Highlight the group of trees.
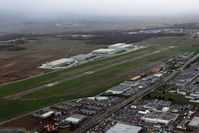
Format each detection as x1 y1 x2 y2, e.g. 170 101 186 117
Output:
147 93 173 101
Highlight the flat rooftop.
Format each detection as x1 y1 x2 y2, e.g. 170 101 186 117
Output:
47 58 74 66
144 112 178 121
144 99 172 109
109 43 126 47
106 123 142 133
93 48 116 53
188 117 199 127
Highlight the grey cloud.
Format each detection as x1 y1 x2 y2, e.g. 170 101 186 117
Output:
0 0 199 17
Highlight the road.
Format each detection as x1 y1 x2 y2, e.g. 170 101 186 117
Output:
0 51 197 131
4 46 174 100
180 53 199 70
73 74 174 133
73 52 199 133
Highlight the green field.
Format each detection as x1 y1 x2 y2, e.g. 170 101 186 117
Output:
24 47 184 99
0 46 164 98
147 92 190 104
0 37 199 123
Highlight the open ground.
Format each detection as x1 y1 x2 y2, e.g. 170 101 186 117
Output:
0 38 106 84
0 36 198 124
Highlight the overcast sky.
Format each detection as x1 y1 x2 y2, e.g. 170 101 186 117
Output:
1 0 199 18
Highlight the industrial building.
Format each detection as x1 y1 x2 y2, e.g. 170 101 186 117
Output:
87 96 109 101
150 65 163 73
106 81 134 94
143 99 172 111
65 114 87 124
106 123 142 133
188 117 199 130
131 76 141 81
70 54 96 62
40 58 76 69
108 43 134 50
141 112 178 125
92 48 119 55
33 109 54 119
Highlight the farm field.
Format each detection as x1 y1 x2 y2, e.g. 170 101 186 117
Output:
0 38 106 84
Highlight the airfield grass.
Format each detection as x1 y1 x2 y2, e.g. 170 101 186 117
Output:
1 36 192 98
0 45 164 98
0 37 199 123
0 80 123 122
23 44 198 99
0 44 195 122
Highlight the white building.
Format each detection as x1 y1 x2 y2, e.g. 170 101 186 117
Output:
40 58 75 69
70 54 95 62
95 96 109 101
138 110 150 115
106 81 133 94
92 48 118 55
141 112 178 125
33 110 54 119
65 114 87 124
161 107 170 112
108 43 134 50
106 123 142 133
188 117 199 129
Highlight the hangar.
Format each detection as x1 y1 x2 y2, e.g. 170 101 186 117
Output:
108 43 134 50
40 58 76 69
70 54 96 62
92 48 118 55
65 114 87 124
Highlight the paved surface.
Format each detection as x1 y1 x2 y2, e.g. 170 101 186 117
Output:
73 74 174 133
181 53 199 70
73 53 199 133
4 46 174 100
0 50 197 131
22 61 159 101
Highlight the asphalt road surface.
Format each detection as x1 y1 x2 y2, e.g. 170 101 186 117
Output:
73 53 199 133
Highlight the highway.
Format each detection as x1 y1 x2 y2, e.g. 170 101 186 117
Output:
73 74 173 133
180 53 199 70
73 52 199 133
0 51 197 131
4 46 174 100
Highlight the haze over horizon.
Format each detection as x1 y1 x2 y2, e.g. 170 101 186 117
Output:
1 0 199 19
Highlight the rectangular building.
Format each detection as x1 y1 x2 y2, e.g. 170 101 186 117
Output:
106 123 142 133
141 112 178 125
188 117 199 130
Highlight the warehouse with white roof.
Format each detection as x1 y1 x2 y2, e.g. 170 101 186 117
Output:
65 114 87 124
70 54 96 62
108 43 134 50
106 123 142 133
40 58 76 69
188 117 199 129
92 48 118 55
33 109 54 119
140 112 178 125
